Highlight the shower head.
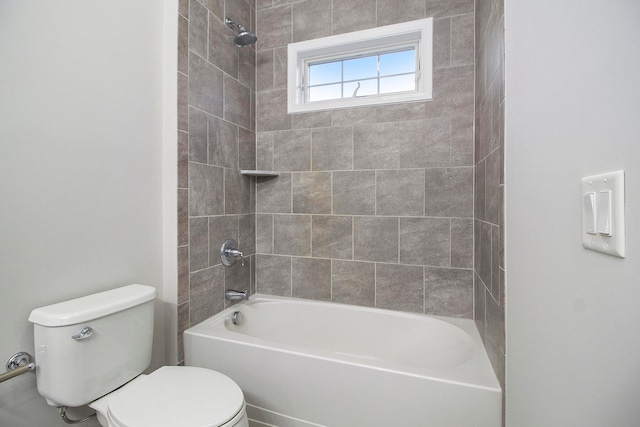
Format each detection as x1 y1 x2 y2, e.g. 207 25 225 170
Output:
225 17 257 47
234 29 258 47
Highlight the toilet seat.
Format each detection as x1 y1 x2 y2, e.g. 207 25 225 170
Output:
92 366 245 427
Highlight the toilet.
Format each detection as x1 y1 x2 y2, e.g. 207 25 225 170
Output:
28 284 248 427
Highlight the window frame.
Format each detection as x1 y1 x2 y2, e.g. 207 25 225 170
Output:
287 18 433 114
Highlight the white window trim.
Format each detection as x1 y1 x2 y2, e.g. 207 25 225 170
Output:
287 18 433 114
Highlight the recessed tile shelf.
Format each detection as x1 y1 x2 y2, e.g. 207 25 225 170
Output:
240 170 280 177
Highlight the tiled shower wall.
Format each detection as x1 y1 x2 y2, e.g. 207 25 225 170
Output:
177 0 258 363
254 0 476 316
474 0 506 391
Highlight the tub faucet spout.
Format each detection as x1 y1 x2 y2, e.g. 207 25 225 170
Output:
225 289 248 301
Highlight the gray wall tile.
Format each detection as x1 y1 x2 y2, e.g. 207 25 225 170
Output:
178 13 189 73
189 162 224 216
178 131 189 188
256 89 291 131
190 265 225 324
188 53 224 116
202 0 224 19
451 116 474 167
178 189 189 246
256 254 291 296
376 170 425 216
311 127 353 171
239 127 256 170
209 14 239 77
208 116 238 168
375 263 424 313
451 218 473 268
190 217 209 271
256 0 272 10
424 267 473 317
189 107 208 163
256 133 274 170
239 214 256 255
189 0 208 59
376 0 426 26
331 260 375 307
312 215 353 259
256 173 291 213
178 246 190 305
424 167 473 217
239 45 256 89
475 159 486 221
332 0 376 35
257 50 274 91
433 18 451 69
180 0 257 365
224 75 251 129
274 130 311 171
256 214 273 253
354 216 398 262
353 123 399 170
249 1 480 322
399 118 451 168
273 214 311 256
257 5 292 49
225 170 251 214
292 0 332 42
485 148 502 225
451 13 475 66
399 217 450 266
273 47 288 90
292 257 331 300
292 111 332 129
332 170 375 215
178 73 188 131
426 0 475 17
293 172 331 214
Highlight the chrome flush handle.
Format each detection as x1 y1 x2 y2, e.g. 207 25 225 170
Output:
71 326 93 340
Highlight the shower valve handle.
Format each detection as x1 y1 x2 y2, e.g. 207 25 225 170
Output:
221 239 245 267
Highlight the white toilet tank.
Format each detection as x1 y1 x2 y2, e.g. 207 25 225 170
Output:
28 284 156 407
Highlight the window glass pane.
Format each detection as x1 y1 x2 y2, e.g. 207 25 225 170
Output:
343 55 377 81
308 84 342 102
379 74 415 94
308 62 341 86
379 49 415 76
343 79 378 97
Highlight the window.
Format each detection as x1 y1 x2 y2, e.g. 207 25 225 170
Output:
287 18 433 113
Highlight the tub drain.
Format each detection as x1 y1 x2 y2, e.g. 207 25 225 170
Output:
231 311 242 325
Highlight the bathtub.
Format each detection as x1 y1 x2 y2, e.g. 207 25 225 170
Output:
184 294 501 427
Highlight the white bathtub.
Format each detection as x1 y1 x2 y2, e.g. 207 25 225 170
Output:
184 294 501 427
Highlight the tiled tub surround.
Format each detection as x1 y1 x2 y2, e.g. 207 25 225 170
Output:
254 0 476 317
177 0 258 363
474 0 506 393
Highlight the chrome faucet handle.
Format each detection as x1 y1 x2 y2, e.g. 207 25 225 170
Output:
221 239 245 267
229 249 245 266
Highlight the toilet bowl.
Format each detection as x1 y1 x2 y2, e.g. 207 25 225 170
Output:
28 284 248 427
90 366 248 427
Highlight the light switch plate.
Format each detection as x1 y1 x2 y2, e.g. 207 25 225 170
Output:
581 170 625 257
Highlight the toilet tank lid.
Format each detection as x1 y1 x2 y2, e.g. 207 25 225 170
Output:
28 284 157 327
